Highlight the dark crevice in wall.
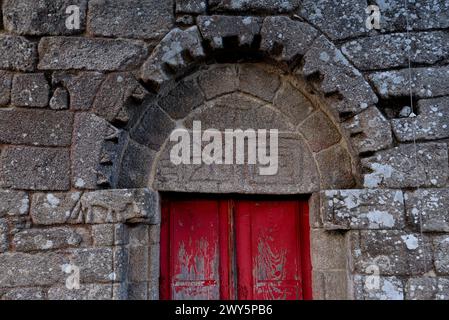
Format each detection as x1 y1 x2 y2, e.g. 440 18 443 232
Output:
303 71 323 87
377 96 420 119
175 38 268 68
358 150 376 159
338 111 355 121
359 60 449 73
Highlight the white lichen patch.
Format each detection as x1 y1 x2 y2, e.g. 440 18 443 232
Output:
363 163 393 188
319 52 330 62
365 210 395 228
19 197 29 215
381 279 404 300
46 194 61 208
401 234 419 250
75 178 85 188
71 192 81 201
42 240 54 250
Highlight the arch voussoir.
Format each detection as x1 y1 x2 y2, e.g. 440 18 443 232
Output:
87 15 388 191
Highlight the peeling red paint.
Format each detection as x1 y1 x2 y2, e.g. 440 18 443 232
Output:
171 200 221 300
235 201 306 300
160 196 312 300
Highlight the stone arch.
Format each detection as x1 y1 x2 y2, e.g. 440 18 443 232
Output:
129 62 355 194
83 17 394 300
90 18 393 192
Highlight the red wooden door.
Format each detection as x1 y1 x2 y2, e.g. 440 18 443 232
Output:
160 197 311 300
160 199 231 300
235 200 311 300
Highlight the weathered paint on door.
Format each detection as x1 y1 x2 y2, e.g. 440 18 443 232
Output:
160 197 312 300
160 199 231 300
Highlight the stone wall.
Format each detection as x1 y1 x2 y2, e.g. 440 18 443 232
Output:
1 0 449 300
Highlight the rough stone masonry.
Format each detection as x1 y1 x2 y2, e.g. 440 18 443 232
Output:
1 0 449 300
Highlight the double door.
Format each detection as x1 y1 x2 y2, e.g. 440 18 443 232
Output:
160 196 312 300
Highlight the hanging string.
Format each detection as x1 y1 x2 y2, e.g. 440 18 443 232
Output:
403 0 428 274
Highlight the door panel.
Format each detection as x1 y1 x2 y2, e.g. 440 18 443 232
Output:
235 201 303 300
160 196 311 300
162 199 227 300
